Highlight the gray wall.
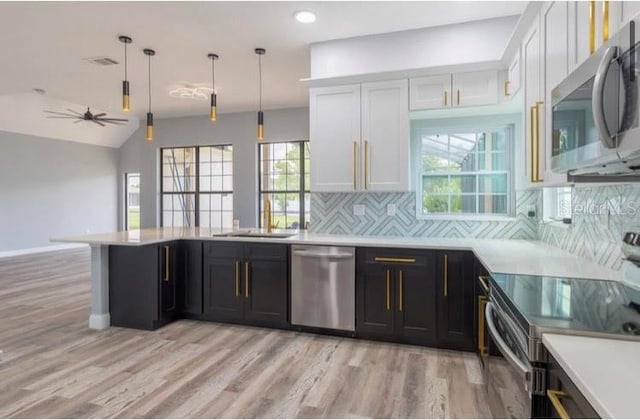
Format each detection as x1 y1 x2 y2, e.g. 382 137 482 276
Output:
118 107 309 229
0 130 118 252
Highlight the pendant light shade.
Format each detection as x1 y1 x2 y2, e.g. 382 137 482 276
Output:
144 48 155 141
119 36 132 112
208 53 219 122
255 48 266 140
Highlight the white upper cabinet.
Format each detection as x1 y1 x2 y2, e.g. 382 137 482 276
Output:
310 85 361 192
452 70 499 107
409 71 499 111
310 80 409 193
361 80 409 192
568 1 592 72
506 49 521 98
618 1 640 25
409 75 451 110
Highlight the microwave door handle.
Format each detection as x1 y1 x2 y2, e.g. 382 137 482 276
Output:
592 46 619 149
485 302 532 379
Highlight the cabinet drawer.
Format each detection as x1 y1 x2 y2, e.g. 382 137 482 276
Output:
204 242 243 259
244 243 288 260
547 353 599 418
359 248 430 266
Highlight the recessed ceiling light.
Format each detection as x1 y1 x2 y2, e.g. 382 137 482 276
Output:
294 10 316 24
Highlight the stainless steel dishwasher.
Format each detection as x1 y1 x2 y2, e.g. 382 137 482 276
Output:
291 245 355 332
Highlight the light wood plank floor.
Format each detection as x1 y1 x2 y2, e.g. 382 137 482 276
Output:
0 248 491 419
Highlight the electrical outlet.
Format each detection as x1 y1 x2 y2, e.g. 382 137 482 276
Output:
527 204 536 218
353 204 365 216
387 204 396 216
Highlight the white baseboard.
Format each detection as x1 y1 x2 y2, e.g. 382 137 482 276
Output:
0 243 88 259
89 313 111 330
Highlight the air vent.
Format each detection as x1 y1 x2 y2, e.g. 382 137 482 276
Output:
84 56 119 66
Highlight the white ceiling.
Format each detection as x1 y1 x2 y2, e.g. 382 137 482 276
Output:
0 1 526 123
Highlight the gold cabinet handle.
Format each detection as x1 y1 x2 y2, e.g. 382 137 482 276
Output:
456 89 460 105
535 101 544 182
443 254 448 297
398 270 403 311
547 390 571 419
589 0 596 54
164 246 170 282
603 0 610 43
352 141 357 190
529 105 536 183
235 261 240 297
385 269 391 311
364 140 369 190
443 90 448 106
245 261 249 298
374 257 416 264
504 80 510 97
478 295 488 356
478 275 490 294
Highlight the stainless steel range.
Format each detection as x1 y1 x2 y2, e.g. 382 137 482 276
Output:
484 272 640 418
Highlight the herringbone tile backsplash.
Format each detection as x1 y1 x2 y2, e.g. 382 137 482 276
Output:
539 184 640 271
310 191 540 239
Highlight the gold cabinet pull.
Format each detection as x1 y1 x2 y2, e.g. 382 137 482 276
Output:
504 80 510 96
529 105 536 183
443 90 448 106
374 257 416 264
603 0 610 42
547 390 571 419
456 89 460 105
352 141 358 190
245 261 250 298
364 140 369 190
164 246 170 282
534 101 544 182
443 254 448 297
478 275 490 294
385 269 391 310
399 270 403 311
235 261 240 297
589 0 596 54
478 295 488 356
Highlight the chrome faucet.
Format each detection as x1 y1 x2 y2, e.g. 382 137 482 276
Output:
263 198 278 233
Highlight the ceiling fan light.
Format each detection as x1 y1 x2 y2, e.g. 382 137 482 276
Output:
146 112 154 141
210 93 217 121
122 80 130 112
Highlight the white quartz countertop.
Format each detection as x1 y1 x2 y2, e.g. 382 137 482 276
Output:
53 228 621 281
543 333 640 418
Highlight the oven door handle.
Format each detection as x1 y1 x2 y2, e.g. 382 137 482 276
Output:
592 45 619 149
485 302 532 378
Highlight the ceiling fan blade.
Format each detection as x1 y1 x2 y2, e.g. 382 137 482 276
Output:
73 119 84 124
103 121 126 125
44 110 77 117
92 120 106 127
93 113 107 118
98 118 129 122
46 116 79 119
66 108 84 116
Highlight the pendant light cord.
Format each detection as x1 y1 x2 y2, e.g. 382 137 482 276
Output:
148 54 152 112
258 54 262 111
211 58 215 91
124 42 128 80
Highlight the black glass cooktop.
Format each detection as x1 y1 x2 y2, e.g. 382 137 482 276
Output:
490 273 640 339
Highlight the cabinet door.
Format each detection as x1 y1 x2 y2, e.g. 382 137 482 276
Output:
546 353 599 418
159 243 179 321
437 251 475 351
180 240 202 316
356 263 395 338
507 50 521 97
620 1 640 25
310 85 361 192
243 258 288 328
568 1 592 72
394 261 437 346
522 17 544 188
361 79 409 192
203 243 244 322
409 74 451 110
452 70 499 107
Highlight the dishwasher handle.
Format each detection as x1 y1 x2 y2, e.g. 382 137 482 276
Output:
293 250 354 259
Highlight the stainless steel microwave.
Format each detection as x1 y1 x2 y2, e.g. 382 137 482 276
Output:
551 20 640 175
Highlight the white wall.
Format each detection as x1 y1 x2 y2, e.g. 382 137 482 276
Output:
0 130 118 251
118 107 309 229
310 15 519 79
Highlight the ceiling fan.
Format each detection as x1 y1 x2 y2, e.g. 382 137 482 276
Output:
44 107 128 127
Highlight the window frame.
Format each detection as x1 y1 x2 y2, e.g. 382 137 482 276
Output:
412 119 516 220
124 172 140 230
160 145 233 228
257 140 310 230
543 186 573 224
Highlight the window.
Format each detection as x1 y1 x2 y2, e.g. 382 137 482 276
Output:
543 186 572 222
418 127 512 216
125 173 140 230
160 145 233 228
258 141 310 229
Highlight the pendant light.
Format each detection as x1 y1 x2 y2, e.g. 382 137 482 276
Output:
118 35 132 112
255 48 266 140
144 48 155 141
208 53 219 121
